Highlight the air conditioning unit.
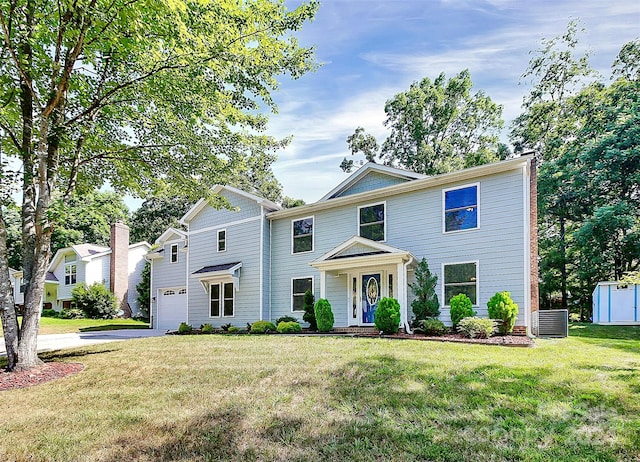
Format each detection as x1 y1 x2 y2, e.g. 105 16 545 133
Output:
532 309 568 337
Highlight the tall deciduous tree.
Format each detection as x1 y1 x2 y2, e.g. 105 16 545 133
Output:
0 0 318 371
342 70 504 174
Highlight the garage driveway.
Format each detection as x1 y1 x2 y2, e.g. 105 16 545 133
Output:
0 329 166 357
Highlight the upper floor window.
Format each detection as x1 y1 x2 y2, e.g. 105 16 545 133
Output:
443 261 478 306
444 184 478 233
217 229 226 252
292 217 314 253
359 202 385 241
170 244 178 263
65 264 77 285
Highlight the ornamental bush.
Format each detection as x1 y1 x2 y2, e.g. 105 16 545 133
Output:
413 318 449 336
178 322 192 334
59 308 85 319
314 298 334 332
250 321 277 334
487 291 519 334
302 289 317 330
71 282 117 319
276 315 298 325
457 317 496 339
449 293 476 328
228 326 240 333
374 297 401 334
201 323 215 334
277 321 302 333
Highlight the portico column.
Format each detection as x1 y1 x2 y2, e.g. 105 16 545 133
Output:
397 261 406 327
319 271 326 299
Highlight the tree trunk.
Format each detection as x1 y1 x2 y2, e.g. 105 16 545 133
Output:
559 217 568 309
0 216 19 371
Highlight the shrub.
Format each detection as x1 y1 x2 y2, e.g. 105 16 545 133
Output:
302 289 317 330
277 321 302 333
449 293 476 328
276 315 298 325
220 323 232 332
201 323 215 334
413 318 449 336
59 308 85 319
250 321 277 334
487 291 519 334
374 297 401 334
314 298 334 332
457 317 496 339
228 326 240 333
41 308 59 318
71 283 117 319
178 322 192 334
410 258 440 323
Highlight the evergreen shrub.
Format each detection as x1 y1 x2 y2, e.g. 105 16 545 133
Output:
374 297 401 334
449 293 475 328
487 291 519 334
314 299 334 332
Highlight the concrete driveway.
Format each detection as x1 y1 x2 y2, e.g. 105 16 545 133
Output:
0 329 166 357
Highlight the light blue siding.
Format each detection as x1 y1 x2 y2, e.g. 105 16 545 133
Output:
270 168 528 327
333 171 410 199
150 240 187 324
186 190 264 328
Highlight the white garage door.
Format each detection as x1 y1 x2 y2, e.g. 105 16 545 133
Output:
157 288 188 331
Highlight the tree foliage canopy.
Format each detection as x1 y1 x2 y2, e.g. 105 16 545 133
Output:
0 0 318 371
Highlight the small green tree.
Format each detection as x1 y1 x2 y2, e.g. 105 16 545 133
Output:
302 289 317 330
449 294 475 328
71 283 117 319
374 297 401 334
410 258 440 323
487 291 519 334
314 299 334 332
136 262 151 321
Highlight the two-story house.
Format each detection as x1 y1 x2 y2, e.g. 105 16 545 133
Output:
149 156 538 334
45 222 150 316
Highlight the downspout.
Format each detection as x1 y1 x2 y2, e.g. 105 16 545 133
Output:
403 255 414 334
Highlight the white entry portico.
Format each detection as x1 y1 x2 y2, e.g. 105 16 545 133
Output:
309 236 416 330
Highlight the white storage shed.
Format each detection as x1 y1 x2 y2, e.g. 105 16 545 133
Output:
592 282 640 325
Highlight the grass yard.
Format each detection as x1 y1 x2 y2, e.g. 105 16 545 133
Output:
1 324 639 461
3 317 150 335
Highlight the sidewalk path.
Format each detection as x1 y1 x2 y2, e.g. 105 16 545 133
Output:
0 329 166 357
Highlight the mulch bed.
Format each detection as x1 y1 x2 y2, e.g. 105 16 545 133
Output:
1 362 84 391
358 332 536 347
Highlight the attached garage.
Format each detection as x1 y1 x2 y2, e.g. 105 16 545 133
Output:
156 287 188 330
593 282 639 325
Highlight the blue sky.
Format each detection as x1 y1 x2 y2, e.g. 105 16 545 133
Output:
266 0 640 203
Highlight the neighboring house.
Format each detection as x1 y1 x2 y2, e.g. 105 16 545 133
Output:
149 156 539 334
9 268 24 309
45 222 150 316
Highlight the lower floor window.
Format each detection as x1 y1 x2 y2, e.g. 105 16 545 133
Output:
292 277 313 312
210 282 234 317
444 262 478 305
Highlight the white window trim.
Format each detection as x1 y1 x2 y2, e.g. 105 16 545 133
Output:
217 229 227 253
170 243 178 263
442 260 479 308
357 201 386 242
291 276 314 313
64 263 77 286
291 216 315 254
442 182 480 234
209 281 235 318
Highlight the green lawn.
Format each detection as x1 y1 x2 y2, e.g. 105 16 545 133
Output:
1 324 639 461
12 317 149 335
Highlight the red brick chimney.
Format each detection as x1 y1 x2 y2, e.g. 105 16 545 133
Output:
110 220 130 317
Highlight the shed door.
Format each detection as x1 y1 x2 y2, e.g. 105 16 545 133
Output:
157 288 187 330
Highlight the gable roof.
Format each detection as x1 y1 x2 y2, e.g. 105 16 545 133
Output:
180 185 280 224
155 227 187 245
268 155 532 220
48 241 150 270
319 162 427 202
